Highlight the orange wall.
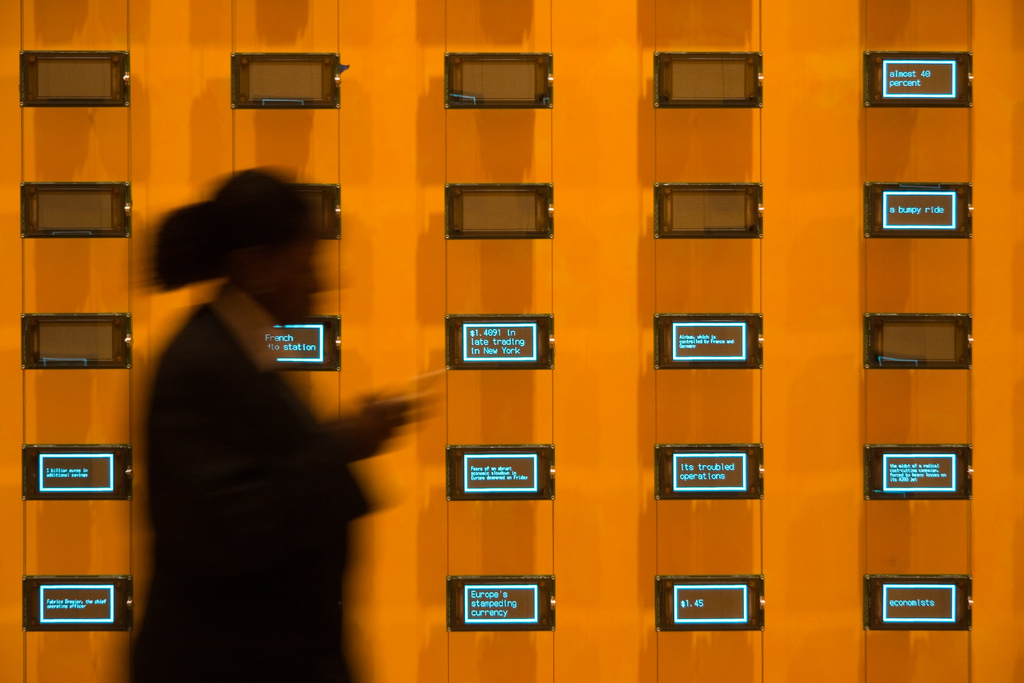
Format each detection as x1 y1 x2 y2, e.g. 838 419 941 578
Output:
3 1 1024 682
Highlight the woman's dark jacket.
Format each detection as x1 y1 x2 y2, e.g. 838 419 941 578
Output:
134 306 368 683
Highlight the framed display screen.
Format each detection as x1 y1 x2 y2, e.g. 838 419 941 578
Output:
23 445 132 501
21 51 129 107
232 53 342 108
864 445 970 501
864 314 971 369
446 184 553 239
656 444 762 500
22 314 131 369
655 314 762 369
445 53 553 108
864 52 971 107
655 52 762 108
22 183 131 237
655 183 762 238
656 575 764 631
447 576 554 631
24 576 132 631
864 183 971 238
291 184 340 239
864 575 971 630
446 315 553 370
447 445 554 501
264 316 340 371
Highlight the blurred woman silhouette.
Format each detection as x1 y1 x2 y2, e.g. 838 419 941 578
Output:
134 170 406 683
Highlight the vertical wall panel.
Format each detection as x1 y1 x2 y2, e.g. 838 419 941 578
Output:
0 0 23 680
338 0 449 680
126 0 235 670
444 1 555 680
762 1 865 681
21 1 132 680
652 0 762 676
862 0 972 679
552 1 656 681
972 0 1024 679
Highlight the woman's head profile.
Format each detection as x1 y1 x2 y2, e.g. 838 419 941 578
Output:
155 168 319 322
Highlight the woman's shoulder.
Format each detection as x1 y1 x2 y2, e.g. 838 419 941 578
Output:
156 305 251 382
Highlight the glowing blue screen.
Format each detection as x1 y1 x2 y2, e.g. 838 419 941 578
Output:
464 454 539 493
270 324 324 363
882 191 957 230
673 584 749 624
882 60 957 99
882 584 956 623
39 585 116 624
672 322 747 362
883 453 956 493
39 454 114 493
464 584 540 624
462 323 538 363
673 453 747 492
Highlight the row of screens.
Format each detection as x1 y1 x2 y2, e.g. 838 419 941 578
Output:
20 443 970 502
20 315 340 370
19 183 340 239
448 574 974 632
19 51 972 109
20 313 972 371
22 574 970 632
21 182 972 240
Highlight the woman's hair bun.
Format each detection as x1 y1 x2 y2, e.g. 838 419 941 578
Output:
154 169 311 290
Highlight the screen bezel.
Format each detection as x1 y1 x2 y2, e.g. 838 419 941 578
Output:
23 575 132 631
447 575 555 631
446 315 554 370
863 313 971 369
656 444 763 500
21 51 129 107
656 575 764 631
864 51 972 108
864 575 971 631
864 445 971 501
231 52 341 109
290 184 341 240
447 445 554 501
445 183 554 239
655 313 763 369
445 53 554 109
22 182 131 238
655 183 762 239
269 315 341 372
22 314 131 370
654 52 763 109
864 183 971 238
23 445 132 501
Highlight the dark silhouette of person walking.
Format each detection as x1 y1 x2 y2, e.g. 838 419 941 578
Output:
134 169 408 683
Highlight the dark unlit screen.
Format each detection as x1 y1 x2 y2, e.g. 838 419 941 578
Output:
463 192 537 232
671 191 748 231
671 60 747 99
37 60 111 98
881 322 957 361
248 62 322 100
459 62 535 100
37 192 114 230
300 191 327 219
37 323 115 361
